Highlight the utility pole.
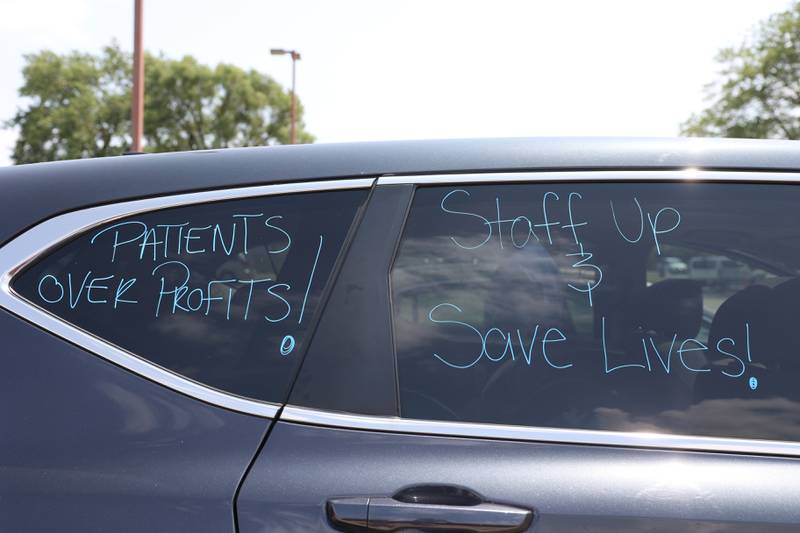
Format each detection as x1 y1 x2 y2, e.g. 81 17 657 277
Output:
131 0 144 152
270 48 301 144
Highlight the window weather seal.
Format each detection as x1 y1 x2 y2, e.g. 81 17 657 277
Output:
377 168 800 185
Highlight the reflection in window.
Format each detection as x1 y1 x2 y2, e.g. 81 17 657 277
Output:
647 245 782 344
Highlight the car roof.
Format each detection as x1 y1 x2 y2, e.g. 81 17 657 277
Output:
1 136 799 245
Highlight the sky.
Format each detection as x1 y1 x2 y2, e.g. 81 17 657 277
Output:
0 0 793 166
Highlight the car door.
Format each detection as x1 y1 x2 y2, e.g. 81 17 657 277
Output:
237 171 800 533
0 178 370 532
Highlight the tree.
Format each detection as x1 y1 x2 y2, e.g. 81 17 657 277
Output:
681 2 800 139
5 43 312 164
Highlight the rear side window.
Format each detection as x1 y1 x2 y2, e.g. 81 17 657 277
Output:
391 182 800 442
13 189 366 402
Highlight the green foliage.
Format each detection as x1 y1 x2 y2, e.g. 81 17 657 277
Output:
5 43 311 164
682 2 800 139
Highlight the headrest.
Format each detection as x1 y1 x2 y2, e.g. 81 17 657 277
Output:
633 279 703 339
762 278 800 368
709 284 771 349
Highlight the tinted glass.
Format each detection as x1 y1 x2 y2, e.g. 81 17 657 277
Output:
391 182 800 441
14 189 366 402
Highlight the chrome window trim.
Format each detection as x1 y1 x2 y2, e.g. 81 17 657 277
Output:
377 169 800 186
281 405 800 457
0 178 374 418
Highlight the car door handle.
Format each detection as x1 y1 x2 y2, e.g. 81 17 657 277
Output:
327 484 534 532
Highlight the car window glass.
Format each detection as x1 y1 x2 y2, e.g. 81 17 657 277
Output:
13 189 366 402
648 245 783 344
391 182 800 441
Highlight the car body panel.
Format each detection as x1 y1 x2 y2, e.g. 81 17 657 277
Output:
0 308 268 533
239 420 800 532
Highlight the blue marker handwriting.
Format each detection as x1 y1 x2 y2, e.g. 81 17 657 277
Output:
428 302 572 370
90 213 292 263
610 197 681 255
36 232 323 327
37 272 139 309
427 302 758 386
439 189 681 255
561 191 602 307
566 243 603 307
601 316 754 379
440 189 605 306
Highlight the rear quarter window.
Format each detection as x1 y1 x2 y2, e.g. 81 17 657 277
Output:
13 189 366 402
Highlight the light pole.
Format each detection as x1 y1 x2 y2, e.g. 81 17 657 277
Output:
270 48 301 144
131 0 144 152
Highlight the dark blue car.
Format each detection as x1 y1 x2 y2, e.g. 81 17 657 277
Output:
2 138 800 532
